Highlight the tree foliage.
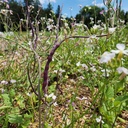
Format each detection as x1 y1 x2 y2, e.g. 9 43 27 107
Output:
76 6 105 28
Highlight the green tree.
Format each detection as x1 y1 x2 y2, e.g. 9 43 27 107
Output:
44 2 53 18
75 5 105 28
9 0 24 30
55 5 61 18
125 11 128 24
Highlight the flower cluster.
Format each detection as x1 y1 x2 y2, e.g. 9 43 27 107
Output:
99 43 128 78
99 43 128 64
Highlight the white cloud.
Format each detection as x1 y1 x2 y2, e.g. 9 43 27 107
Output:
39 0 56 4
96 3 105 7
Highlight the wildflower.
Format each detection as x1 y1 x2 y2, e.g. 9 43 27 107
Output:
6 4 9 9
53 102 58 106
64 22 69 28
28 5 34 12
52 95 56 100
79 76 84 80
59 69 65 73
0 88 4 93
90 17 94 21
90 66 96 72
93 24 100 30
0 9 8 15
48 18 54 23
9 10 13 15
104 0 112 6
10 79 16 84
117 67 128 75
53 70 58 73
20 19 23 21
111 43 128 56
100 10 104 15
1 80 8 85
26 93 31 97
47 24 53 31
28 41 32 46
81 64 88 70
117 67 128 80
96 116 104 123
108 27 116 34
4 0 8 2
97 20 101 24
76 61 81 66
45 93 56 100
99 52 115 63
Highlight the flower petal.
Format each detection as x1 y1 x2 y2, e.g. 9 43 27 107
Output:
116 44 125 50
111 50 120 54
123 50 128 55
117 67 128 74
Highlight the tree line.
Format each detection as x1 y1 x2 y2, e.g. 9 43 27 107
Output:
0 0 128 31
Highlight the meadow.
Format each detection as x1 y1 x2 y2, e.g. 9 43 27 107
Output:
0 1 128 128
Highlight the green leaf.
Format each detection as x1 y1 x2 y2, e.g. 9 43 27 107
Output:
21 114 32 128
9 89 16 98
114 100 121 107
0 106 11 110
106 86 114 99
115 95 128 102
2 94 12 106
8 114 23 123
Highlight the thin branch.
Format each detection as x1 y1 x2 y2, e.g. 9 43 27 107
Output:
54 5 63 44
27 65 39 97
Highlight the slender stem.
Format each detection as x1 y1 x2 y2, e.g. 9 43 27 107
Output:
42 34 109 93
27 65 38 96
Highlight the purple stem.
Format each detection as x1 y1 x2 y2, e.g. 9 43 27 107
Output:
42 34 109 93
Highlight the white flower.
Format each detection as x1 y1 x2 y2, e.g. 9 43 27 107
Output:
96 116 104 123
10 79 16 84
64 22 69 27
59 69 65 73
105 0 112 5
99 52 115 63
53 70 58 73
76 61 81 66
108 27 116 34
52 95 57 100
117 67 128 75
93 24 100 30
0 88 4 93
81 64 88 69
45 93 56 100
26 93 31 96
79 76 84 80
53 102 58 106
111 43 128 55
1 80 8 85
28 41 32 46
90 66 96 72
47 24 53 31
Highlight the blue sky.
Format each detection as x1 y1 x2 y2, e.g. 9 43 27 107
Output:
40 0 128 17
